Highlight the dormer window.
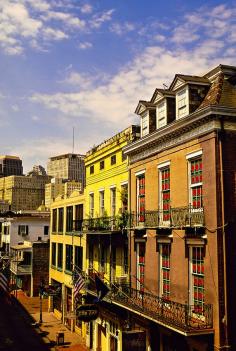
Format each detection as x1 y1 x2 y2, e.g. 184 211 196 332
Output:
176 88 189 119
141 112 149 137
157 101 166 128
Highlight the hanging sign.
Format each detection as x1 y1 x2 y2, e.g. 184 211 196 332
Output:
76 304 99 322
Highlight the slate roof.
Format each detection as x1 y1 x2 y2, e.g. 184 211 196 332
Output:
198 72 236 109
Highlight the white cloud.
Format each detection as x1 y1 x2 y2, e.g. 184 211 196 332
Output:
90 9 115 28
78 41 93 50
154 34 165 42
0 0 113 55
32 115 40 121
11 104 19 112
80 4 93 14
43 27 68 40
110 22 135 36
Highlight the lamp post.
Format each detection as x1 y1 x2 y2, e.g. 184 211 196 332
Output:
39 278 45 324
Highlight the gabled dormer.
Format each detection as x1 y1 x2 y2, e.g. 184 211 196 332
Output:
151 89 175 129
135 100 156 137
169 75 210 119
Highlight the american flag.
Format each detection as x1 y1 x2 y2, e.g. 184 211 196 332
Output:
0 270 9 293
74 273 85 302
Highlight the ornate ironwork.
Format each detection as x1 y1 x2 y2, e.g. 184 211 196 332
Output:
83 213 129 232
109 286 213 332
129 206 204 229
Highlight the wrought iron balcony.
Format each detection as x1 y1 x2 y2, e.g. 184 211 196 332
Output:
86 277 212 333
129 206 204 229
110 286 212 333
83 213 129 232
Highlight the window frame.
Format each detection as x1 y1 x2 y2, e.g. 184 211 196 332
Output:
99 190 105 216
100 160 105 170
110 187 116 217
188 156 203 211
57 243 63 269
65 244 73 272
176 87 189 119
89 193 94 218
51 242 56 267
90 165 94 174
141 111 149 137
157 100 167 128
158 164 171 224
136 174 145 224
159 244 171 300
189 246 205 314
111 154 116 166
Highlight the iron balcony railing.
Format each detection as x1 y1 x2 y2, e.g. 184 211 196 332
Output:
10 262 32 275
129 206 204 229
86 277 212 332
83 213 129 232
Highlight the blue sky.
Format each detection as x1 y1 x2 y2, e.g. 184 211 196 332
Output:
0 0 235 172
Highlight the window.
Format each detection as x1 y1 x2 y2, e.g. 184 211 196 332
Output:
75 246 83 270
110 187 116 216
111 155 116 165
123 243 128 275
75 204 83 231
190 246 204 313
18 225 29 236
57 243 63 269
89 193 94 218
52 209 57 232
160 244 170 299
51 242 56 266
65 244 73 272
177 88 188 118
121 183 128 212
100 160 105 170
136 242 145 292
159 166 170 222
44 226 49 235
90 165 94 174
99 190 105 216
141 112 149 137
100 245 107 273
58 207 64 232
157 101 166 128
189 158 203 209
66 206 73 232
137 174 145 223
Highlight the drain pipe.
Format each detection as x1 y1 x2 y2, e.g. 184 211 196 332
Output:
219 121 230 350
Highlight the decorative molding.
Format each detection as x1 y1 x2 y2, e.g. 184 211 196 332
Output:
129 120 218 164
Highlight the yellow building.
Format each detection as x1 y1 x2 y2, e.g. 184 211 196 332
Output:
0 174 51 211
49 190 86 338
84 125 140 351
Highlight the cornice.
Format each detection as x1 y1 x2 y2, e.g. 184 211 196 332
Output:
124 105 236 164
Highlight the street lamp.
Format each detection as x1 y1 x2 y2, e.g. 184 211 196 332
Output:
39 278 45 324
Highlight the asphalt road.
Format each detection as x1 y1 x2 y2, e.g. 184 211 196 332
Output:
0 294 50 351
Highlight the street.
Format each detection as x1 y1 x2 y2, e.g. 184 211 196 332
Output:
0 294 49 351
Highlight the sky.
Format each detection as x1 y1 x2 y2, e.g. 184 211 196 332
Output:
0 0 235 173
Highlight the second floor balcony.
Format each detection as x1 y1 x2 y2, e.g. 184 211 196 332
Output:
83 213 129 232
10 261 32 275
130 206 204 229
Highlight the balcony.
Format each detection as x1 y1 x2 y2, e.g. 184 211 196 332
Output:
129 206 204 229
10 262 32 275
86 276 212 334
83 213 129 232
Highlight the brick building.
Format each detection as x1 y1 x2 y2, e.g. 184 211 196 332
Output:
121 64 236 351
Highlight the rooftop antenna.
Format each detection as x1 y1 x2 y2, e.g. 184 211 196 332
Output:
163 83 168 90
72 126 75 154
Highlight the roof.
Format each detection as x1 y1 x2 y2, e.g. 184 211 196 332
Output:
135 100 156 114
169 74 210 90
198 72 236 110
0 155 21 160
150 88 175 103
49 153 85 161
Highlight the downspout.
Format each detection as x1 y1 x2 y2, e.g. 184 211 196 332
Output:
219 121 230 349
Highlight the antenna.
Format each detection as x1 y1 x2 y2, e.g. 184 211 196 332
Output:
163 83 168 90
72 127 75 154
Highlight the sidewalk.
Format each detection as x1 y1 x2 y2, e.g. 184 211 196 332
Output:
14 290 89 351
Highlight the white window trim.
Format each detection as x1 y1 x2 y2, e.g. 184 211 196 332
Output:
99 190 105 216
156 100 167 129
120 180 128 186
188 155 203 211
141 112 149 137
157 160 170 169
176 86 189 119
110 187 116 216
158 164 170 225
135 169 146 177
186 150 202 160
159 244 170 298
189 246 205 318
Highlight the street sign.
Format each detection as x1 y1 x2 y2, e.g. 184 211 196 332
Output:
76 304 99 322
